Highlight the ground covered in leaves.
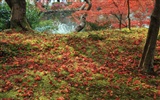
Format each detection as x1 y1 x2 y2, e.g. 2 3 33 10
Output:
0 28 160 100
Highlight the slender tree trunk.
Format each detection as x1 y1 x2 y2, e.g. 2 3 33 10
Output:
139 0 160 75
127 0 131 30
75 0 92 32
5 0 32 31
119 14 122 30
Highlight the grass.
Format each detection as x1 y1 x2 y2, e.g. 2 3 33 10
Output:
0 28 160 100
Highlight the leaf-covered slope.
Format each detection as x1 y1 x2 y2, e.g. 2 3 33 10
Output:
0 28 160 100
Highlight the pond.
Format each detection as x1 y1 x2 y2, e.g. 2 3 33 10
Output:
35 18 77 34
35 9 78 34
52 20 77 34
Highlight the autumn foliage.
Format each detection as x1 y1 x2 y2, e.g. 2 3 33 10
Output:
66 0 154 29
0 0 160 99
0 29 160 99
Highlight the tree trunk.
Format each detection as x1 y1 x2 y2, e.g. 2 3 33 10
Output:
75 0 92 32
139 0 160 75
119 14 122 30
5 0 32 31
127 0 131 30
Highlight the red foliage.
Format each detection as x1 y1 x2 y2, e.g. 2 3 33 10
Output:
36 1 46 12
51 2 66 10
34 75 42 81
66 0 154 29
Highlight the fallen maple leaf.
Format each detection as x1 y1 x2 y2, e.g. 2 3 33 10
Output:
126 77 132 85
134 86 140 90
133 80 141 85
157 90 160 96
133 40 142 45
57 97 65 100
34 75 41 81
69 74 74 78
107 90 113 96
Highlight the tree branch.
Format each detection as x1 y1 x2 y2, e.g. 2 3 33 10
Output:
75 0 92 32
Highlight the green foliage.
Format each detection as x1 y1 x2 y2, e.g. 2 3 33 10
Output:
26 3 43 29
86 22 111 31
35 19 57 33
26 3 56 33
0 3 10 31
87 34 105 41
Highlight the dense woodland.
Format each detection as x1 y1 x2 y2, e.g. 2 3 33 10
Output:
0 0 160 99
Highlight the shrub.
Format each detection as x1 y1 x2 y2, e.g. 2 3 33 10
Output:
35 19 56 33
26 3 57 33
86 22 111 31
26 3 43 29
0 2 10 31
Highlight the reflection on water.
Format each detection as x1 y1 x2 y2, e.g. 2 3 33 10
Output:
52 20 77 34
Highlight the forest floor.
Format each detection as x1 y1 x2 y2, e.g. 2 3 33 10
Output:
0 28 160 100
